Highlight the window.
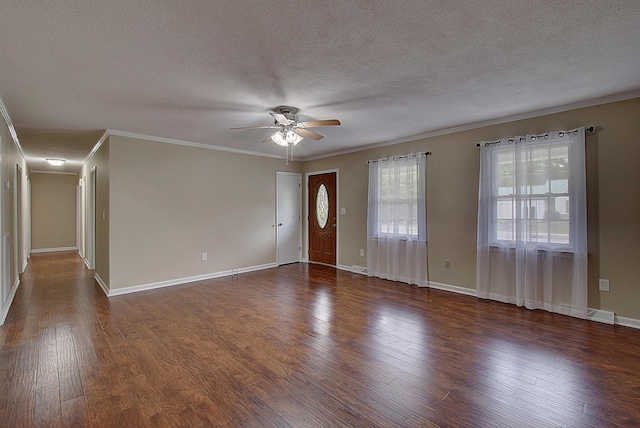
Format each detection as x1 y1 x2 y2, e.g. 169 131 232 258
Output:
477 128 588 318
316 184 329 229
376 160 420 237
367 153 428 286
492 141 572 247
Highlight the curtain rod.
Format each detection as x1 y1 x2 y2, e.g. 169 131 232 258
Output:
368 151 431 164
475 125 595 148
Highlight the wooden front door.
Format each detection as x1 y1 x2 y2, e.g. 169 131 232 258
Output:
308 172 336 265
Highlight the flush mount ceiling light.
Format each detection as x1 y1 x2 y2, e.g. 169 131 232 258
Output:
46 158 66 166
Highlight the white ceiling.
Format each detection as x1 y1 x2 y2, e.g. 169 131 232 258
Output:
1 1 640 173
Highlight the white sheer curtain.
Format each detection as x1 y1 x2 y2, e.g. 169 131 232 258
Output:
476 128 587 318
367 153 427 286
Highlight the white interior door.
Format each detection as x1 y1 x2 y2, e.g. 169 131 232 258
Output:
276 172 301 265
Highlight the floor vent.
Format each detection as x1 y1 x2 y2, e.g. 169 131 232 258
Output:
351 265 368 274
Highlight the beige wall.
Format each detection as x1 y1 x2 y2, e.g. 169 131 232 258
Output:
304 97 640 320
108 136 299 290
31 173 77 250
79 136 110 287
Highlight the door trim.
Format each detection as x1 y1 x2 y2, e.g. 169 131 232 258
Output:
304 168 339 265
16 165 24 273
86 167 96 270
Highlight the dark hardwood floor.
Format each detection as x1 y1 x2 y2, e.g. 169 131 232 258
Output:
1 252 640 427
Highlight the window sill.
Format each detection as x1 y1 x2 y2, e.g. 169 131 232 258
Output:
487 244 577 254
371 235 421 242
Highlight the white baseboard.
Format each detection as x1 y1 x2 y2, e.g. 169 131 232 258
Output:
31 246 78 254
425 280 478 297
0 277 21 326
94 273 109 297
106 262 278 297
616 315 640 329
421 280 640 329
0 303 9 326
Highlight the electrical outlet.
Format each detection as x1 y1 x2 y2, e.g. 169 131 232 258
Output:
445 260 451 269
599 279 609 292
202 252 208 261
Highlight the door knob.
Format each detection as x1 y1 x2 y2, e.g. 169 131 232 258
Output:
278 223 284 227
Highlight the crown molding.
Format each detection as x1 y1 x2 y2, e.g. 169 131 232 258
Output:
302 89 640 161
106 129 284 160
0 93 30 169
81 129 109 170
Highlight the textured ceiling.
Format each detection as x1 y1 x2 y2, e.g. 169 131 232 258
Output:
1 1 640 172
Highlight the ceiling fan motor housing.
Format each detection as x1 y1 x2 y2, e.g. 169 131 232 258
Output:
274 106 299 124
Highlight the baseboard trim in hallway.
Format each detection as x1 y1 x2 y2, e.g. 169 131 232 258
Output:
104 262 278 297
0 277 20 325
30 246 78 254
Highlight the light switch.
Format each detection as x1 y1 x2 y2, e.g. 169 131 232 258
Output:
340 208 347 215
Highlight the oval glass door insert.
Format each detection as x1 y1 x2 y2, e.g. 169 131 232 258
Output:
316 184 329 229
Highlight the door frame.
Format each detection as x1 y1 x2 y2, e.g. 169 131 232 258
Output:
276 171 302 265
305 168 339 265
76 178 83 258
86 167 96 270
16 165 24 273
25 177 31 260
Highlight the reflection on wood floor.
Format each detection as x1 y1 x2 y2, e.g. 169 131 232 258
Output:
1 251 640 427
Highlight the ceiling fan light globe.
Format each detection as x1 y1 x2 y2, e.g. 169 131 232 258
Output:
285 130 303 145
271 131 289 146
285 130 295 142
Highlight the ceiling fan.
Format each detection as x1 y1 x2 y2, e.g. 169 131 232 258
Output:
231 106 341 149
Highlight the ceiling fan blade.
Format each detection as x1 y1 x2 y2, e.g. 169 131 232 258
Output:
297 128 324 140
262 131 279 143
230 125 279 130
270 112 292 125
299 119 341 128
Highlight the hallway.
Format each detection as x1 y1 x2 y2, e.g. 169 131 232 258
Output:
1 252 102 426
